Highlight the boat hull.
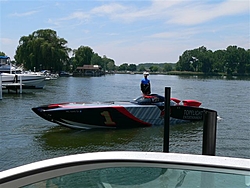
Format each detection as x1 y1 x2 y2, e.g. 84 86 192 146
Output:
33 103 158 129
1 73 46 89
32 100 204 129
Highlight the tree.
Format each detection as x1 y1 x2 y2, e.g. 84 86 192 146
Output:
225 46 239 75
73 46 94 67
128 64 137 71
107 61 116 71
149 65 158 72
102 55 115 71
15 29 70 72
176 50 194 71
139 65 146 72
118 63 129 71
213 50 226 73
91 53 103 66
163 63 172 72
235 47 248 74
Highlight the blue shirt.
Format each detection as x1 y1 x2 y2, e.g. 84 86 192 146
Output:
141 78 150 85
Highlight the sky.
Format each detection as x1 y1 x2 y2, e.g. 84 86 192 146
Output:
0 0 249 66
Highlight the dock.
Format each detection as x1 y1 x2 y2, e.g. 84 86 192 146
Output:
0 75 23 99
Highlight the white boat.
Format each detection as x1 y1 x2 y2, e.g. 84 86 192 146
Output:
0 151 249 188
0 56 22 74
0 56 46 89
1 73 46 89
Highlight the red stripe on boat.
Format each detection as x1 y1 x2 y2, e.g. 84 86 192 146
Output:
113 106 152 126
182 100 202 107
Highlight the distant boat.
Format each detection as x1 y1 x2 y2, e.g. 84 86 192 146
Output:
59 71 72 77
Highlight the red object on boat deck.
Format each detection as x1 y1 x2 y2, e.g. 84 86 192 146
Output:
171 98 181 104
182 100 202 107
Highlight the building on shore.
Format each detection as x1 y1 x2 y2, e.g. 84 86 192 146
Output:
73 65 104 77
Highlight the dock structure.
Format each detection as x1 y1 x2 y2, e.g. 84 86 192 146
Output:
0 75 23 99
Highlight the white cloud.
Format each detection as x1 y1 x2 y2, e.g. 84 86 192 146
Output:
87 0 249 25
63 11 90 21
91 3 127 15
10 10 39 17
0 38 15 45
166 0 250 25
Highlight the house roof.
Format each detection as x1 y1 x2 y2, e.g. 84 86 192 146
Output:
76 65 101 70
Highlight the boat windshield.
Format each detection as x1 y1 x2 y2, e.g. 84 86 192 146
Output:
132 94 168 105
0 56 10 65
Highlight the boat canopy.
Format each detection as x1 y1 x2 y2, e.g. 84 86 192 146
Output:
0 56 10 59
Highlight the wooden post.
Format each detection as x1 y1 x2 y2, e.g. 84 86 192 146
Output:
19 76 22 94
202 110 217 156
0 74 2 100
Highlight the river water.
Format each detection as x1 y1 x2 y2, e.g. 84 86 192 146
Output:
0 74 249 171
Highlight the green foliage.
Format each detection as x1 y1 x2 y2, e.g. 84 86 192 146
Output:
102 55 115 71
137 63 175 72
72 48 115 71
149 65 159 72
138 66 146 72
176 45 250 75
118 63 129 71
128 64 137 71
107 61 116 71
0 52 6 56
15 29 70 72
163 63 173 72
73 46 93 67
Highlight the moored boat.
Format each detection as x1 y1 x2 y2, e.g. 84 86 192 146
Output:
0 56 47 89
1 73 46 89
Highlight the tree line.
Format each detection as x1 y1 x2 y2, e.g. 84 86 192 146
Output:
175 46 250 75
1 29 249 75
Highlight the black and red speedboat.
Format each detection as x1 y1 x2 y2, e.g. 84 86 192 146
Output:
32 94 205 129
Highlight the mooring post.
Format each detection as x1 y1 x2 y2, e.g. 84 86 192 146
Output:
0 74 2 100
163 87 171 152
202 110 217 155
19 76 22 94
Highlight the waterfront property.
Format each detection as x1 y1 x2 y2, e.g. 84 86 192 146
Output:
73 65 104 77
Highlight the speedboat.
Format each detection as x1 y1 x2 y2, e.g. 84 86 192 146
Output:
32 94 205 129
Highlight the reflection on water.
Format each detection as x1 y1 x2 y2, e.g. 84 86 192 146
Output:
170 121 204 154
37 127 140 150
177 75 250 81
36 121 204 155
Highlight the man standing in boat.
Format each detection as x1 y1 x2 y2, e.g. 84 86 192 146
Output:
141 72 151 95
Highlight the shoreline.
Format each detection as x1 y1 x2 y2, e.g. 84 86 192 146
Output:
114 71 250 77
